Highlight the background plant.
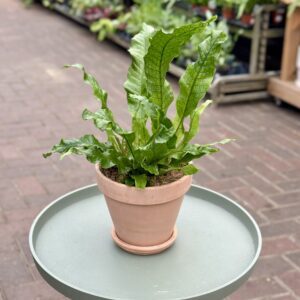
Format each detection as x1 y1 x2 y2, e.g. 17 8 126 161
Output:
180 12 240 69
237 0 279 17
90 17 124 40
44 20 232 188
288 0 300 16
188 0 209 5
70 0 123 16
22 0 34 6
90 0 186 40
223 0 237 9
70 0 102 14
126 0 186 35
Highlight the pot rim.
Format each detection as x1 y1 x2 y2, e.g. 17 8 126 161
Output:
95 163 191 191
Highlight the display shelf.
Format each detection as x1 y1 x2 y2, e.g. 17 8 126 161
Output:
110 4 284 103
109 34 130 50
47 2 286 104
181 4 285 103
210 72 277 103
268 6 300 108
269 77 300 108
53 3 89 26
228 24 283 39
187 4 285 71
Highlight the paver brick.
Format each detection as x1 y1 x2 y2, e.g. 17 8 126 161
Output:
0 187 27 211
202 177 246 192
279 271 300 297
262 204 300 222
243 173 282 195
271 295 299 300
232 186 274 211
228 277 286 300
261 237 299 257
270 191 300 206
286 251 300 269
3 280 66 300
261 221 300 238
251 256 293 279
0 255 33 287
0 145 24 160
277 179 300 192
14 176 47 197
261 237 298 256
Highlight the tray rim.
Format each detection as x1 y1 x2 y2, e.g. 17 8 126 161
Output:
29 183 262 300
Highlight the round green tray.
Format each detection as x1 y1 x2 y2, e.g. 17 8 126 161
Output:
29 184 261 300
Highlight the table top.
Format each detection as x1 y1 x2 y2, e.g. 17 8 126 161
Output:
29 184 261 300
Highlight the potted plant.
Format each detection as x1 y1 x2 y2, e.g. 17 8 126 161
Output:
222 0 236 20
44 20 232 255
69 0 124 22
90 0 186 43
236 0 256 26
69 0 100 20
179 11 241 74
189 0 207 14
237 0 283 27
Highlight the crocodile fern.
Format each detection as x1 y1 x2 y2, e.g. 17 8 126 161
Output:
44 19 233 188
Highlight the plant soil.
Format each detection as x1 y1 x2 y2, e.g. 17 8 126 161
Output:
100 167 184 187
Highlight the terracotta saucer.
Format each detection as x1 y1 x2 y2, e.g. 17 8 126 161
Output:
111 227 178 255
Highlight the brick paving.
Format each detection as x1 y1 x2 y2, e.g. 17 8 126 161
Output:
0 0 300 299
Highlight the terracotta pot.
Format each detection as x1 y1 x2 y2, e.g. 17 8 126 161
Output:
199 5 210 15
241 13 254 26
271 8 285 26
95 165 192 255
222 7 234 20
83 7 103 22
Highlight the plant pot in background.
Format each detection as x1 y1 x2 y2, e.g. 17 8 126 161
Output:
95 165 192 255
241 13 254 26
222 7 234 20
84 7 103 22
191 4 200 15
271 8 285 27
192 5 211 15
